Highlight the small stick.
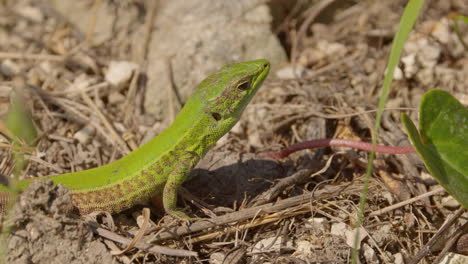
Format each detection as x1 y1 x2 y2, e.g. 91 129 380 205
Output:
291 0 337 64
148 183 359 242
369 187 445 217
410 207 466 264
80 92 131 154
85 0 102 46
0 52 64 61
93 226 197 257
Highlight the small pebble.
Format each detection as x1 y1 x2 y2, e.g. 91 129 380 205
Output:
105 61 138 88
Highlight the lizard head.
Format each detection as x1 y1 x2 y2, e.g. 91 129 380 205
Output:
173 59 270 149
202 59 270 135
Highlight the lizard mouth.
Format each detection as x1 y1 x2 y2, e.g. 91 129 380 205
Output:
252 60 270 88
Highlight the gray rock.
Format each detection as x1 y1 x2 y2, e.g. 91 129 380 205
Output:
48 0 287 124
144 0 287 121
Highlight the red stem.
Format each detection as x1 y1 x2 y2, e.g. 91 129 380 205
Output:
261 138 415 159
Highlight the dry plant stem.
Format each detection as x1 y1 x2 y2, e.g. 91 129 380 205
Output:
148 183 359 243
178 187 217 218
251 168 316 206
273 1 305 34
434 221 468 263
123 68 140 126
0 144 12 149
369 187 445 217
27 155 63 173
167 59 176 123
224 249 246 263
85 0 102 46
262 138 415 159
188 213 286 244
307 51 362 77
0 122 13 140
291 0 337 64
49 82 109 96
123 0 156 125
251 154 336 206
80 91 131 154
91 225 197 257
0 52 64 61
166 58 184 122
410 207 466 264
359 227 392 263
255 104 415 121
137 0 158 64
35 2 85 41
111 208 150 255
102 240 132 264
188 201 333 245
34 89 123 151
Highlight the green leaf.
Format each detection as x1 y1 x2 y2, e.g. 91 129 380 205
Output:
5 93 37 146
4 93 37 177
452 15 468 51
402 89 468 208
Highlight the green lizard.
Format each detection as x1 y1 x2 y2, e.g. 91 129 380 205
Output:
0 59 270 220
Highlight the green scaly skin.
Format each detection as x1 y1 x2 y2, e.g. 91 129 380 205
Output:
0 59 270 219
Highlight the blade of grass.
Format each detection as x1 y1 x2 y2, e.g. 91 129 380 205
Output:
351 0 425 262
452 14 468 51
0 91 37 264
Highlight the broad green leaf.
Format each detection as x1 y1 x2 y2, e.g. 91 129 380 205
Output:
402 89 467 208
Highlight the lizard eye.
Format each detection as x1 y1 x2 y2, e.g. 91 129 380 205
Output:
237 81 250 91
211 112 222 121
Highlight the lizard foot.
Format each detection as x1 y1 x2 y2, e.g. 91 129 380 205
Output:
167 209 200 223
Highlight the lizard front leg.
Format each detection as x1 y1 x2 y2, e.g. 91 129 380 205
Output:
162 151 199 221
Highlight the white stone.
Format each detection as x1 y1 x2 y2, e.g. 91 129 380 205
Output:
420 171 434 182
317 40 347 57
73 124 96 145
416 68 435 86
441 196 461 208
373 224 392 245
418 43 441 68
0 85 12 97
252 237 282 253
15 5 44 22
394 252 404 264
393 66 404 80
401 54 417 78
108 92 126 105
438 252 468 264
345 227 367 249
431 18 451 44
294 240 313 256
276 66 307 79
0 60 20 76
363 243 377 263
330 222 348 237
209 252 225 264
105 61 138 87
305 217 329 232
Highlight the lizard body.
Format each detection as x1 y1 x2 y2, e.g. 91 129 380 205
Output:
0 59 270 219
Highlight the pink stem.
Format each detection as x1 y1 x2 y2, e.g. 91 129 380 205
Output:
261 138 415 159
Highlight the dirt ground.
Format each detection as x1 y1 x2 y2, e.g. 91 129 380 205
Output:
0 0 467 263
